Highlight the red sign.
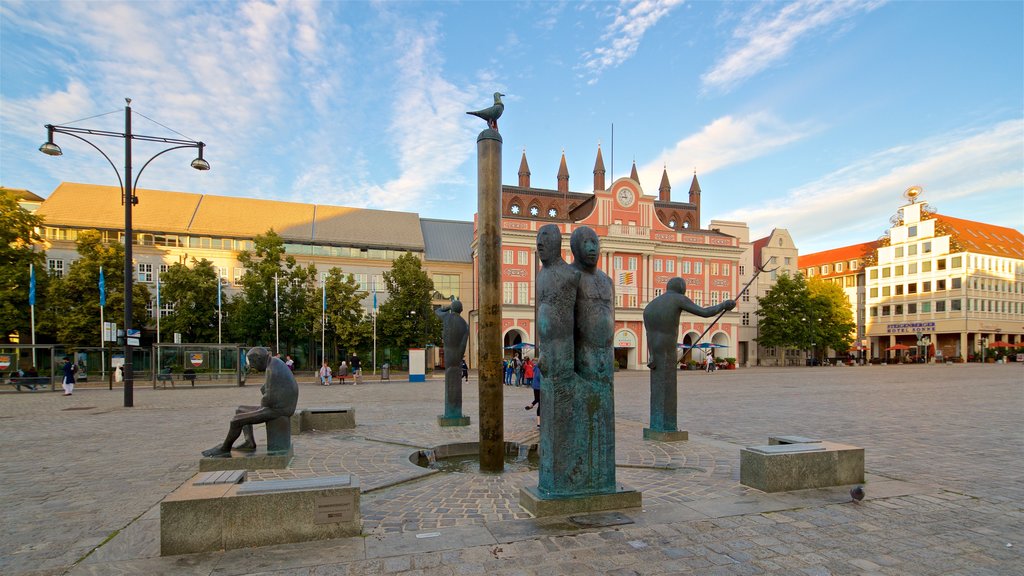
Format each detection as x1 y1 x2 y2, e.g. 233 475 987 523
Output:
0 355 10 370
190 353 204 368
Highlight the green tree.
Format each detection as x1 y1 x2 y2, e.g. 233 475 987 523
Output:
158 258 220 342
41 230 151 346
0 191 47 343
806 276 856 361
755 272 813 355
376 253 437 349
322 269 372 358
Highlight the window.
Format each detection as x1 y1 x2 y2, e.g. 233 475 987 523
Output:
806 268 815 277
909 263 917 274
694 261 703 274
908 283 917 294
137 263 153 283
922 281 931 292
882 268 891 278
503 282 514 304
922 301 931 313
850 260 858 270
895 285 904 295
882 286 891 297
654 259 662 272
937 279 946 291
870 287 878 298
681 261 690 274
937 258 947 271
908 225 918 237
48 259 64 278
711 263 719 275
870 269 878 280
517 282 529 304
614 256 623 270
870 306 878 317
628 257 637 270
742 312 750 326
723 263 730 275
518 250 529 265
895 247 904 258
710 291 719 305
742 292 750 302
503 250 513 265
739 265 745 276
433 274 460 299
951 278 961 290
160 301 174 318
355 273 368 289
922 261 932 272
835 262 843 273
936 300 946 312
908 244 917 256
654 288 663 297
951 256 962 268
881 305 890 316
666 260 675 273
821 265 830 275
895 304 903 315
721 291 730 301
923 241 932 253
692 292 703 305
908 303 917 314
895 265 904 276
951 299 962 311
233 268 244 286
784 257 791 265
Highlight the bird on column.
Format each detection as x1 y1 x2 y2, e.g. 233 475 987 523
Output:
467 92 505 131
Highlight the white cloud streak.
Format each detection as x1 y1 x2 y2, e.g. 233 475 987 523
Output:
702 0 884 93
717 119 1024 250
580 0 685 84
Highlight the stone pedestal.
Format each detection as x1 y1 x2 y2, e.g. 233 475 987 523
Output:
437 415 471 427
519 485 641 517
740 441 864 493
199 446 293 472
643 428 689 442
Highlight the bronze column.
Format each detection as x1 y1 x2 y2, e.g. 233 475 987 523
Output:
477 127 503 471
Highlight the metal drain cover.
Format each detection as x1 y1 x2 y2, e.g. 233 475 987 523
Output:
568 511 634 528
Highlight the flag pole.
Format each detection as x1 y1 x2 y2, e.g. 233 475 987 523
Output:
99 266 106 381
274 273 280 354
218 269 223 373
156 272 161 343
372 282 378 375
321 274 326 367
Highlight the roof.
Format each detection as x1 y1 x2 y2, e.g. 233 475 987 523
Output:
799 241 878 271
935 214 1024 259
420 219 474 262
1 187 45 202
36 182 425 250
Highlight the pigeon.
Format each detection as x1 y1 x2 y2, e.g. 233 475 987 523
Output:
467 92 505 130
850 485 865 503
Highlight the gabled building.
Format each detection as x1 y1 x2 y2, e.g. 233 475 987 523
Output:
471 147 745 369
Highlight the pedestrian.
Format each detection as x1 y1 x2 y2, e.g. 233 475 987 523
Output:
285 355 295 372
338 360 349 384
61 356 76 396
523 357 534 389
704 354 714 373
513 355 523 386
504 358 513 385
350 354 362 384
461 358 469 383
524 357 541 427
319 361 332 386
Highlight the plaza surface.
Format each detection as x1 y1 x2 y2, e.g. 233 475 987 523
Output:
0 364 1020 575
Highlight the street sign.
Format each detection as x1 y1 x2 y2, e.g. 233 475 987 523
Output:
0 355 11 370
127 329 141 346
189 352 205 367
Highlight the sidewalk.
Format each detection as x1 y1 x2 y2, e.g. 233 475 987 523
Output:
0 365 1020 575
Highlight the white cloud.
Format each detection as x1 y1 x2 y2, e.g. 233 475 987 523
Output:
637 112 818 189
579 0 685 85
718 119 1024 250
702 0 885 93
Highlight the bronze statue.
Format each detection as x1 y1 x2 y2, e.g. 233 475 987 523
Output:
202 347 298 457
466 92 505 131
435 299 469 420
643 278 735 434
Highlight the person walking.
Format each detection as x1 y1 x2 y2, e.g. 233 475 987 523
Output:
704 353 714 373
318 361 332 386
524 357 541 427
523 357 534 389
513 355 523 386
285 355 295 372
61 356 76 396
338 360 349 384
504 358 513 385
461 358 469 383
350 354 362 384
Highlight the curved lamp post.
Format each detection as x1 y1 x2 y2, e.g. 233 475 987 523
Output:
40 98 210 407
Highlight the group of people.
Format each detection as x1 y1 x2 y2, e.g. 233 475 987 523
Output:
317 355 362 386
503 355 536 387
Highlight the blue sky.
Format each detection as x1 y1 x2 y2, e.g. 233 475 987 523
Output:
1 0 1021 253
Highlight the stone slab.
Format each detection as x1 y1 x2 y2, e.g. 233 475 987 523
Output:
437 415 471 427
643 428 689 442
237 475 352 495
302 406 356 431
519 484 642 517
740 441 864 493
198 446 293 472
769 435 821 445
194 470 247 486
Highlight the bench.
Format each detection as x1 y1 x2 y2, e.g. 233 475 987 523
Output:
160 473 360 555
290 406 356 434
740 440 864 493
7 376 52 391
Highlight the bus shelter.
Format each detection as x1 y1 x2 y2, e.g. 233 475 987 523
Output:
0 345 57 392
151 343 247 388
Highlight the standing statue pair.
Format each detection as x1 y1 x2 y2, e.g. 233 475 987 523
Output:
435 299 470 425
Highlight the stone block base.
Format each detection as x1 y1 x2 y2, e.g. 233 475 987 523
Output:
740 441 864 493
437 415 471 427
161 473 360 555
519 484 641 517
643 428 689 442
199 446 293 472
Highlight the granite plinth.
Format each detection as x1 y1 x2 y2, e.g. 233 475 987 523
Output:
519 484 641 517
437 415 471 427
303 406 356 431
643 428 689 442
161 473 360 556
769 435 821 445
198 446 293 472
740 440 864 493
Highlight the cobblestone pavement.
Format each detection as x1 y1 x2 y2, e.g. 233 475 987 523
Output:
0 364 1020 575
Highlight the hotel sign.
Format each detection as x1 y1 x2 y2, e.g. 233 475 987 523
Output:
886 322 935 333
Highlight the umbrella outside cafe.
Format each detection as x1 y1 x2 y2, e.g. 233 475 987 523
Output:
987 341 1014 348
503 342 535 350
885 344 911 351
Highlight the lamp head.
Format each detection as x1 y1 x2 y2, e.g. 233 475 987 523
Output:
39 125 62 156
190 142 211 171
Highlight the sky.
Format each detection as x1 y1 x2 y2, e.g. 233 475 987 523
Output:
1 0 1021 254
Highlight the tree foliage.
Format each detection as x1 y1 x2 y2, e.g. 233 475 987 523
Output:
806 276 856 358
159 258 220 342
0 191 46 343
376 253 438 349
756 272 856 361
41 230 151 346
322 269 372 356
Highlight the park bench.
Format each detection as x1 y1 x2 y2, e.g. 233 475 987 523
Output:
160 473 360 555
7 376 52 391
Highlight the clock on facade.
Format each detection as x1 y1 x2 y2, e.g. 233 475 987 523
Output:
616 187 635 207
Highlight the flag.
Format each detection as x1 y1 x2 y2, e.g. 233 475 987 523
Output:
373 289 377 311
322 278 327 312
28 264 36 306
99 266 106 307
217 272 222 311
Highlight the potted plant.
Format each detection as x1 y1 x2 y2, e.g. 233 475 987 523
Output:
724 357 737 369
686 360 699 370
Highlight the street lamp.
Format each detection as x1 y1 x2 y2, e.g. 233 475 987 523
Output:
40 98 210 407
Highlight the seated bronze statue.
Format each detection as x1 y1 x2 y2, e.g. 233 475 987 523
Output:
202 347 298 457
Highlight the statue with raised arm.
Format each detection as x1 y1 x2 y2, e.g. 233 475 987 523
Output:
435 299 470 423
535 224 582 497
643 278 735 438
202 347 298 457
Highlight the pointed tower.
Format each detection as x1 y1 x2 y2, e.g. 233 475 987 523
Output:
557 150 570 194
658 166 671 202
629 160 639 184
518 149 531 188
593 145 606 191
689 170 702 228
